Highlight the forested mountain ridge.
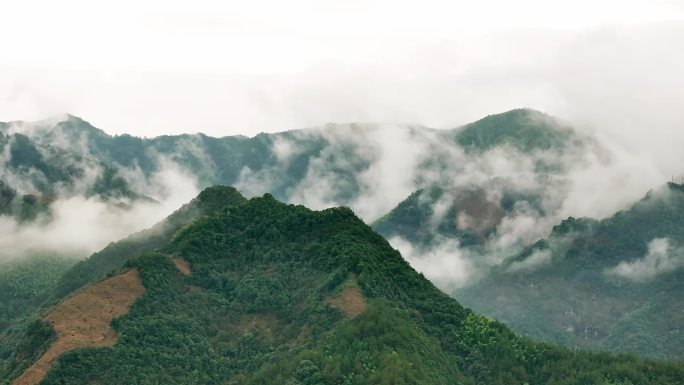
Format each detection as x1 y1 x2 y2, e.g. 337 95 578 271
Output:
456 182 684 359
0 108 587 224
1 186 683 385
0 126 145 222
6 109 680 370
0 186 245 380
1 109 596 290
371 108 590 252
51 185 247 300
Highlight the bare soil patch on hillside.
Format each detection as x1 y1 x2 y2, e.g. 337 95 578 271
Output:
173 258 192 275
327 286 367 318
13 269 144 385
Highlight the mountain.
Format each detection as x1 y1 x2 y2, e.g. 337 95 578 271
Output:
1 187 682 385
453 108 579 153
0 115 368 207
0 126 146 222
0 256 75 333
371 109 594 265
0 186 245 381
0 109 589 225
455 183 684 359
51 185 247 300
11 108 677 364
373 184 544 250
2 109 600 296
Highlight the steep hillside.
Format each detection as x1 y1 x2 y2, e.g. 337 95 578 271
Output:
51 185 246 299
0 257 75 333
0 186 245 381
12 269 144 385
456 183 684 359
3 188 682 385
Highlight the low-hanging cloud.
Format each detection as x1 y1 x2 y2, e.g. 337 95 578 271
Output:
235 124 432 221
507 249 552 273
0 2 682 299
0 155 199 262
389 236 476 292
2 12 682 253
2 107 670 293
605 238 684 281
228 113 668 292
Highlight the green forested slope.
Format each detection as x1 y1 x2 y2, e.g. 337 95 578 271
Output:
0 256 75 332
51 186 247 300
456 183 684 359
2 187 681 385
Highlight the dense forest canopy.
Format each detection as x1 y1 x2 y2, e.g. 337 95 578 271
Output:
456 183 684 359
1 187 682 385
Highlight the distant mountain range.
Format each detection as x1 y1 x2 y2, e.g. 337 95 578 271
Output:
0 108 587 223
0 108 595 270
1 108 681 366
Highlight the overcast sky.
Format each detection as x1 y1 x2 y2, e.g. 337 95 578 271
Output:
1 0 683 145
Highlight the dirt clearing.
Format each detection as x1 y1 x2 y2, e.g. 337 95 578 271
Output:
173 258 192 275
13 269 145 385
327 286 367 318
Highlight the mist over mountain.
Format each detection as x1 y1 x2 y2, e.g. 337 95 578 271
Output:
1 187 682 385
456 183 684 359
2 108 682 365
2 1 683 383
0 118 200 260
0 108 669 287
1 108 630 263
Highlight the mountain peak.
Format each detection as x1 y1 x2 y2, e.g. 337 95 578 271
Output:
193 185 247 212
54 114 110 139
50 185 247 299
454 108 577 153
4 188 683 384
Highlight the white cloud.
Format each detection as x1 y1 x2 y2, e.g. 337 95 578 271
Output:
271 136 300 163
0 158 199 261
1 1 680 73
605 238 684 281
1 0 683 288
0 2 682 145
507 250 552 272
389 236 475 291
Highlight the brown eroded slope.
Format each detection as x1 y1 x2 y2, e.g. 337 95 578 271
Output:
173 258 192 275
327 286 367 318
12 269 145 385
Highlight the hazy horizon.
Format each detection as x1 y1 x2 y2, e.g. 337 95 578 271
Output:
1 1 682 143
1 106 554 138
2 0 684 279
